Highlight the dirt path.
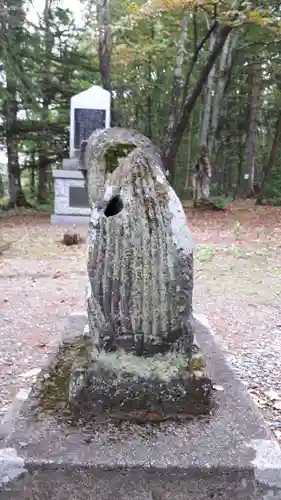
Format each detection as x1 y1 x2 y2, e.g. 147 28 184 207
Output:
1 201 281 438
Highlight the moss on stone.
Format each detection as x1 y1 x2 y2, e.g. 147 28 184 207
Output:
33 337 212 424
188 355 205 373
38 337 91 414
104 143 136 173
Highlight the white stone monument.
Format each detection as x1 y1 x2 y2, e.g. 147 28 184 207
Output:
51 85 111 224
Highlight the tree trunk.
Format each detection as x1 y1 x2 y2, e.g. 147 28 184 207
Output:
184 112 194 191
30 153 35 197
37 98 50 204
38 150 49 204
3 0 26 207
223 152 232 197
244 62 261 197
37 0 52 204
161 10 189 177
192 151 212 207
233 132 245 200
5 78 26 207
135 102 140 129
200 30 216 148
146 28 154 140
97 0 116 125
256 110 281 204
208 31 238 155
146 93 153 140
161 23 233 178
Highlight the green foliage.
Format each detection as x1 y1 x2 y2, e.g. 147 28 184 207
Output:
33 202 53 214
207 196 231 210
264 197 281 207
263 167 281 199
104 144 136 173
22 181 53 212
1 0 281 207
188 355 205 373
0 0 98 204
197 244 215 263
0 196 9 208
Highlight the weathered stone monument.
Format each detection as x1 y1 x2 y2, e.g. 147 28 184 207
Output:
69 127 211 421
51 85 110 224
1 128 281 499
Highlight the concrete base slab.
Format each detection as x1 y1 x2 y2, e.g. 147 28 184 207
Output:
1 314 281 499
51 214 90 225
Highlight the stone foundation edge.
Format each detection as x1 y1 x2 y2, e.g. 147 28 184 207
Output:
1 313 281 500
51 214 90 225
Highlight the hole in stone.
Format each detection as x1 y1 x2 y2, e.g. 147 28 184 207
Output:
104 195 124 217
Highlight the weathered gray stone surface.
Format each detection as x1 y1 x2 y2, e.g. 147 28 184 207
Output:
20 316 211 424
1 315 281 499
37 340 212 423
84 128 194 355
77 128 210 419
79 127 164 205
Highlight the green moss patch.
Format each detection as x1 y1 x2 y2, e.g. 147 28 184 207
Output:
38 336 91 415
104 143 136 173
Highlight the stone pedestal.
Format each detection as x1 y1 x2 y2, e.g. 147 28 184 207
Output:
51 85 111 225
51 170 90 225
1 314 281 500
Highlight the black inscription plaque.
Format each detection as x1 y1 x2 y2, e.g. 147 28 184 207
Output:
74 108 106 149
69 186 89 208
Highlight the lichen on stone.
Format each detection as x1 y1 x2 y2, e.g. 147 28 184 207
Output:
188 354 206 373
84 127 195 361
50 127 216 423
38 336 92 414
92 349 191 383
80 127 163 206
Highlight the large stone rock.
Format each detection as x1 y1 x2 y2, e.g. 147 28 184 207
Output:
86 144 195 355
83 128 194 355
24 318 211 424
39 342 212 424
76 128 211 420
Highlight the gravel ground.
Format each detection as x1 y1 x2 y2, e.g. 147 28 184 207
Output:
0 203 281 440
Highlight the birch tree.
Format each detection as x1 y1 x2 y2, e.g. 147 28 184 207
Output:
244 59 261 196
256 110 281 204
161 9 189 179
1 0 27 207
200 28 217 148
97 0 118 125
208 30 238 156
